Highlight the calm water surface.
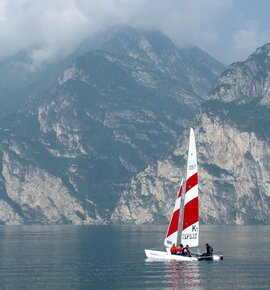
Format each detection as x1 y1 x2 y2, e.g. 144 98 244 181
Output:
0 225 269 289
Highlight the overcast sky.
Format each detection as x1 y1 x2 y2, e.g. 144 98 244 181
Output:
1 0 270 66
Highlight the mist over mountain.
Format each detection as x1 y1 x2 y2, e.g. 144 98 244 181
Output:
0 27 225 224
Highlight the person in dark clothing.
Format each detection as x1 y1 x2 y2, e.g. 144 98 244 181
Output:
182 245 191 257
201 243 213 256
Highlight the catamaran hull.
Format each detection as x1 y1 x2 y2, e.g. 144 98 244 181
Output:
145 249 223 262
145 249 197 261
198 254 223 261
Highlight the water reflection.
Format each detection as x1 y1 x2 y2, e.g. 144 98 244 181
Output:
0 225 269 289
168 261 201 290
145 259 202 290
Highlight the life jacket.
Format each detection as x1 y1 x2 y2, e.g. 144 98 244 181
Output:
170 245 176 254
176 246 183 253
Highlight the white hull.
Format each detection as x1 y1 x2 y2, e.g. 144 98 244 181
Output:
145 249 223 262
198 254 223 261
145 249 197 262
212 255 223 261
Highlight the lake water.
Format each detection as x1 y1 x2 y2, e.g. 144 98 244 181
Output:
0 225 269 289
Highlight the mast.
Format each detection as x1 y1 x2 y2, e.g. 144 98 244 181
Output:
164 179 183 248
178 179 185 245
181 128 199 248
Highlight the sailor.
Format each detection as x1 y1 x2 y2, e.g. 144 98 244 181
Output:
182 245 191 257
201 243 213 256
170 243 177 255
175 244 184 255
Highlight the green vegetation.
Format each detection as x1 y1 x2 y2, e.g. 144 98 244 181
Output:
203 163 232 177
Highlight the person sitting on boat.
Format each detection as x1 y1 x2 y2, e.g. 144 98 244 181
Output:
175 244 184 255
182 245 191 257
201 243 213 256
170 243 177 255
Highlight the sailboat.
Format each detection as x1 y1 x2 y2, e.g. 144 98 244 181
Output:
145 128 223 261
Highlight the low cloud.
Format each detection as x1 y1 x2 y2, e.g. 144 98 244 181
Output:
231 20 270 62
0 0 269 66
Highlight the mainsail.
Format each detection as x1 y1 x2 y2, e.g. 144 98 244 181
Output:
181 128 199 248
145 128 223 261
164 179 183 247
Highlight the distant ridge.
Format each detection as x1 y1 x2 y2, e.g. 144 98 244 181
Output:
0 27 225 224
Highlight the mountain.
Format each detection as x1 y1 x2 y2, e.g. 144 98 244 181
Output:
112 42 270 225
0 31 110 116
102 27 224 99
0 52 70 117
196 43 270 224
0 27 224 224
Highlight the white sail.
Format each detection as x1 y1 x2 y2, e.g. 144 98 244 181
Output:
181 128 199 248
144 128 223 261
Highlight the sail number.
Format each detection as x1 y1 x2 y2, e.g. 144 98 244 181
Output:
182 233 198 240
182 225 198 240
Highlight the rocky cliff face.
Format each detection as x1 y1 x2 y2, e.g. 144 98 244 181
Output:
2 30 269 225
196 117 270 224
0 28 224 224
112 42 270 225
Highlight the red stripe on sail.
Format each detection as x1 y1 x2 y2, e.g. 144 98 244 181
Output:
166 208 180 237
185 173 198 193
182 197 199 231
